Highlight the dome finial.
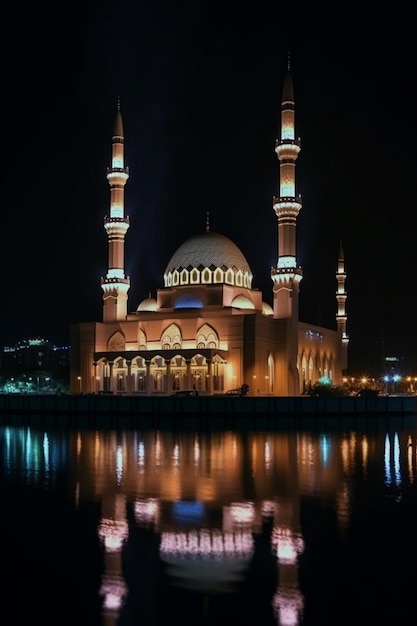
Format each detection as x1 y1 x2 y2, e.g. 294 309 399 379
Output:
206 210 210 232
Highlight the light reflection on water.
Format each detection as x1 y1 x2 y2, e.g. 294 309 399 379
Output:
0 420 416 626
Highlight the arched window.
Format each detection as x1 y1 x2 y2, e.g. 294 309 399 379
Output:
138 329 147 350
161 323 182 349
196 324 219 349
108 331 125 352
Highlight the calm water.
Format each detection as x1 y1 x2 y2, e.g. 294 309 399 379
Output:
0 417 416 626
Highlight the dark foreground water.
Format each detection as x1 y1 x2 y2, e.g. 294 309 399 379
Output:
0 416 416 626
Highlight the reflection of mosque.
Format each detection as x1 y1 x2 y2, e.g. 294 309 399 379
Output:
75 429 415 624
77 431 317 625
77 431 307 625
1 426 416 623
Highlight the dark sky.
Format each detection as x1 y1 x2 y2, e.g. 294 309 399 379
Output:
4 1 416 373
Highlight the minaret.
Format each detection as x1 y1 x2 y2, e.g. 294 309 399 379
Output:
336 242 349 373
271 56 302 394
101 99 130 322
271 54 303 316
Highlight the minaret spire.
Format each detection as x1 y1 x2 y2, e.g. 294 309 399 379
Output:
336 241 349 374
101 101 130 322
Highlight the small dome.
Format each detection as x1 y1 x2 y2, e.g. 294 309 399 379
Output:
262 301 273 316
137 296 157 312
164 231 253 288
231 295 255 310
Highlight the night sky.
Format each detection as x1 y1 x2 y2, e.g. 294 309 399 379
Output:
4 1 416 373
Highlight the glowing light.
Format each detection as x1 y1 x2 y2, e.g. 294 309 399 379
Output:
112 156 123 168
272 527 304 564
116 445 123 485
273 588 304 625
362 435 369 475
107 268 125 279
277 256 297 269
261 500 277 517
280 183 295 196
134 498 159 525
394 432 400 486
160 529 254 558
100 575 127 611
384 434 390 486
137 441 145 467
172 443 179 465
98 519 128 552
155 434 161 465
408 436 414 484
193 436 200 465
282 126 294 140
110 206 123 218
320 435 330 465
173 500 205 522
318 375 332 385
264 440 272 471
305 330 324 342
230 502 255 525
43 433 49 475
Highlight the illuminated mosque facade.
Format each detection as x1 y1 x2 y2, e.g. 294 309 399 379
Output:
70 66 348 395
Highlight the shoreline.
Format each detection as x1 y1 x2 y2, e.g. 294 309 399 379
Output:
0 393 416 430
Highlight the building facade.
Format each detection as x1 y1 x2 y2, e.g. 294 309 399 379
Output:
70 68 347 396
2 338 70 371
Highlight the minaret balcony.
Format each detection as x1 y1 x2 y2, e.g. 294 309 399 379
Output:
104 217 130 236
106 167 129 182
273 196 302 217
101 277 130 295
104 216 130 225
271 266 303 284
275 140 301 159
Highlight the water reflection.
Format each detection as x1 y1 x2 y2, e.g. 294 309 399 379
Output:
0 423 416 625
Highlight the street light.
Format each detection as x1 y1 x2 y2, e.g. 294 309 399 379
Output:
77 376 82 394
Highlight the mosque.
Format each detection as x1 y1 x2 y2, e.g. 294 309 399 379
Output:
70 67 349 396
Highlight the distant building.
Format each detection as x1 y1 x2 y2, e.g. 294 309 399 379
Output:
2 338 70 371
70 64 348 395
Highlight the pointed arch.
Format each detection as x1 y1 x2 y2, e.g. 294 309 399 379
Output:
308 354 314 384
108 331 125 352
161 323 182 349
202 268 211 283
191 268 199 284
196 323 219 349
214 268 224 283
267 353 274 394
172 270 180 286
225 268 234 284
300 352 308 392
138 328 147 350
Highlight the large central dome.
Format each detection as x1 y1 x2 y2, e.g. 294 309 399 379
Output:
164 231 253 289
